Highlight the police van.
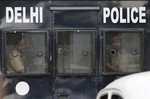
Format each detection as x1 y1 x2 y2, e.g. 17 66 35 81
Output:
0 1 150 99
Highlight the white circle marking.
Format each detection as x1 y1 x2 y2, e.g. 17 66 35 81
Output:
15 81 30 95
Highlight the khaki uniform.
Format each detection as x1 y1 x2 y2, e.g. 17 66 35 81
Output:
111 51 121 70
7 49 24 73
111 49 134 72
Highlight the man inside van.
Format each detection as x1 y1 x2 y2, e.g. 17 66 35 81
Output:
106 33 133 72
106 34 121 72
7 39 25 74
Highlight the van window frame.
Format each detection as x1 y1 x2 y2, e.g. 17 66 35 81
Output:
54 28 97 76
101 28 145 75
2 29 51 77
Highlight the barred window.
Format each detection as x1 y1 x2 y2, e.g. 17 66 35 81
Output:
104 30 143 73
5 31 49 75
56 30 95 75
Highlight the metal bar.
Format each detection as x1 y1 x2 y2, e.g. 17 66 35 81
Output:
50 6 100 11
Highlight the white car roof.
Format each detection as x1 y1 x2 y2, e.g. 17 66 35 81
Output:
97 71 150 99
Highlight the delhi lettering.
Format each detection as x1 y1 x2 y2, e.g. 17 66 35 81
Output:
6 7 43 23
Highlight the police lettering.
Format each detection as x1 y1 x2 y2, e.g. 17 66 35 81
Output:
103 7 146 23
6 7 43 23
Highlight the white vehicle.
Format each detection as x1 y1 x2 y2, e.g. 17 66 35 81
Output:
96 71 150 99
